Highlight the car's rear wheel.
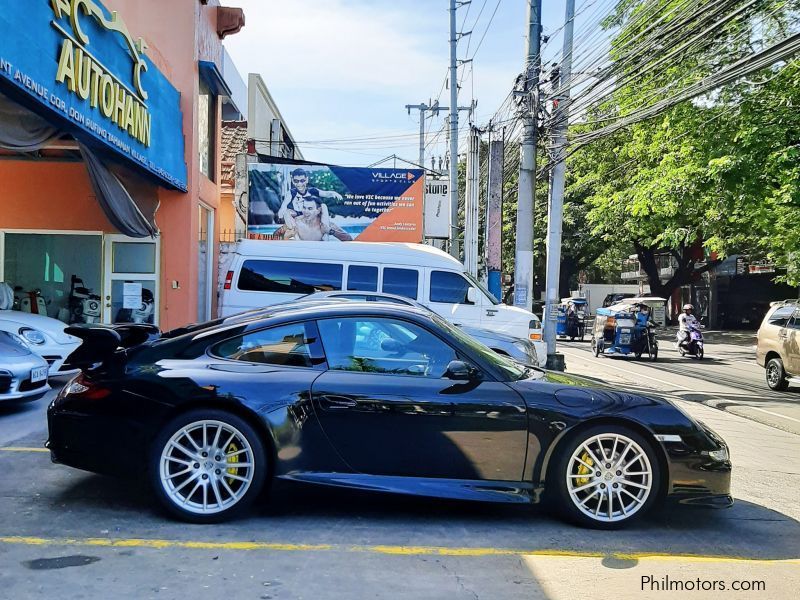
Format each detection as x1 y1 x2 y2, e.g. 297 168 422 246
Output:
551 425 661 529
150 409 267 523
766 358 789 391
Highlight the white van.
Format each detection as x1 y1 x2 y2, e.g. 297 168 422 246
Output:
219 240 546 365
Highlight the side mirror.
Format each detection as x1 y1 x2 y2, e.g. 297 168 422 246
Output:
444 360 478 381
466 287 477 304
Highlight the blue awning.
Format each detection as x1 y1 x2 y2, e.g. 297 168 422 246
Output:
199 60 233 98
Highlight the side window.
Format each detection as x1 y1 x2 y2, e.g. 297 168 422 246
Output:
212 322 316 367
317 317 456 378
430 270 474 304
382 268 419 299
347 265 378 291
768 306 795 327
788 311 800 330
238 260 342 294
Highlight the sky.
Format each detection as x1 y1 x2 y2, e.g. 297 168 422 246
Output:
223 1 572 167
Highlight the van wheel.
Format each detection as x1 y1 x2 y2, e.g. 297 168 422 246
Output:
766 358 789 391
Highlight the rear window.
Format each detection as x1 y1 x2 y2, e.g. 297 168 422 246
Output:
238 260 342 294
767 306 796 327
382 268 419 299
347 265 378 291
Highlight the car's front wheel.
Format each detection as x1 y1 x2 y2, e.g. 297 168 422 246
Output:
150 409 267 523
551 425 661 529
766 357 789 391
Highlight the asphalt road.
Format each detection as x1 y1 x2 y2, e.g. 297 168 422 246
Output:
0 359 798 599
558 330 800 435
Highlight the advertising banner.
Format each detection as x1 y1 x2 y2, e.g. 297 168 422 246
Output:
423 178 450 239
248 162 424 242
0 0 187 190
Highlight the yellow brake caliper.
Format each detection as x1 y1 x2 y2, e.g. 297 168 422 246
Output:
575 451 594 486
226 442 240 485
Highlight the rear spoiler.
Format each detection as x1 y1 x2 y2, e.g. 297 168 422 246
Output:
65 324 160 369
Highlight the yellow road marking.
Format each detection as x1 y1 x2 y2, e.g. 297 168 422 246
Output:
0 536 797 563
0 447 48 453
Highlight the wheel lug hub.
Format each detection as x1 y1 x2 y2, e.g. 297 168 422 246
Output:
595 471 601 477
605 463 611 469
202 452 208 458
616 470 621 476
600 483 606 489
215 469 221 475
193 463 200 469
612 483 618 488
215 456 220 461
202 474 208 480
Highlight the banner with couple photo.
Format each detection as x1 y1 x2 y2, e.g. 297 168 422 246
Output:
247 161 424 242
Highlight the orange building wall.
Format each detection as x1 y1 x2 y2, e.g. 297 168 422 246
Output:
0 162 114 232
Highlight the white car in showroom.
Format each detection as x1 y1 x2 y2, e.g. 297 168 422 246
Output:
0 311 82 376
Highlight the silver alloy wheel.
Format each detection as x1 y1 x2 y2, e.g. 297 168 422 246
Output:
159 419 256 515
565 433 653 523
767 363 780 387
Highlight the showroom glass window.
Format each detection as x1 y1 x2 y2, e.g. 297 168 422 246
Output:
381 268 418 299
198 78 216 181
237 260 343 294
347 265 378 292
429 270 474 304
317 317 455 377
212 323 315 367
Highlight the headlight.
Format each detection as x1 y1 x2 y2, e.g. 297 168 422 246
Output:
705 447 729 461
514 340 538 362
19 327 46 345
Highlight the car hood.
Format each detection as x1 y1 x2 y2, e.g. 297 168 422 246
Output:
0 334 32 357
0 310 80 345
459 325 521 343
510 370 677 414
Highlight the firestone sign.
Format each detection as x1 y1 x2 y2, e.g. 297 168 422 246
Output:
0 0 187 190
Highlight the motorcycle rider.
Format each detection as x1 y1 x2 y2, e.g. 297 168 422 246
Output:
677 303 699 350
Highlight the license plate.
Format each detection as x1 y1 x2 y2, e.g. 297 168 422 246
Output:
619 333 632 344
30 366 48 383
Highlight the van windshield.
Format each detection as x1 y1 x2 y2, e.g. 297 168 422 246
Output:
464 272 501 305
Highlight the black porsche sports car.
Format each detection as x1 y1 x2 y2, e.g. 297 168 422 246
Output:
47 303 732 528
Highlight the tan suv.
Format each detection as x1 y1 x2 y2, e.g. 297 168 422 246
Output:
756 300 800 390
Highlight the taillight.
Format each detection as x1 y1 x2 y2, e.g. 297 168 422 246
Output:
224 270 234 290
66 374 111 400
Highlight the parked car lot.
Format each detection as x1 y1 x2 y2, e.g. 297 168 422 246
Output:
49 302 731 528
0 309 82 376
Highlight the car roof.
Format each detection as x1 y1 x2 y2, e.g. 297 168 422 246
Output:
191 301 436 340
233 240 464 269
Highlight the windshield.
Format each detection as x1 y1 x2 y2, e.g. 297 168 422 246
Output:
463 272 500 305
432 314 528 380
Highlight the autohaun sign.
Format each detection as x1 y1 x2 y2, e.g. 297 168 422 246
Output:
0 0 187 190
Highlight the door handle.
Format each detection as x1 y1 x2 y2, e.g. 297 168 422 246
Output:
319 395 358 409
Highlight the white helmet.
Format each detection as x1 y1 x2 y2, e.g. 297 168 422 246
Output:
683 303 694 311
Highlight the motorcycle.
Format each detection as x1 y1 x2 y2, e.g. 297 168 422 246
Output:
678 324 704 359
69 275 102 324
14 286 48 315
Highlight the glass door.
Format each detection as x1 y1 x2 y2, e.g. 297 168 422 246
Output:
103 235 160 325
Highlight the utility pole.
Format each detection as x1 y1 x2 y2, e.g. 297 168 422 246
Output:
513 0 542 312
405 101 446 168
486 136 504 301
542 0 575 371
448 0 463 259
463 125 480 276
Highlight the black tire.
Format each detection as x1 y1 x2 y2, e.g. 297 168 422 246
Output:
549 424 661 529
766 357 789 391
649 345 658 362
149 409 268 523
592 338 601 357
696 346 704 360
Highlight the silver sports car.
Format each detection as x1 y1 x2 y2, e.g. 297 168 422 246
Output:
0 331 51 402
